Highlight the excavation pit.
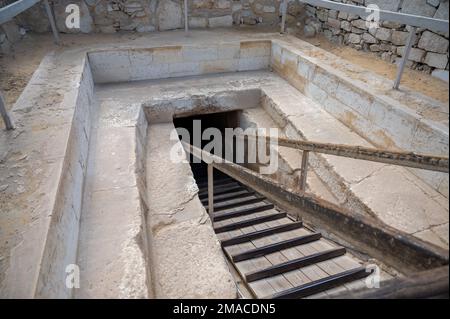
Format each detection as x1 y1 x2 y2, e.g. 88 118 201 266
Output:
0 30 448 299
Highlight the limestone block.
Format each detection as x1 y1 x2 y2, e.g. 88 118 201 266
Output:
397 46 426 62
157 0 183 31
391 31 409 46
365 0 401 11
434 0 450 20
189 16 208 28
424 52 449 68
401 0 437 17
374 27 392 41
208 15 233 27
348 33 361 44
362 32 377 44
431 69 449 82
418 31 449 54
182 46 218 62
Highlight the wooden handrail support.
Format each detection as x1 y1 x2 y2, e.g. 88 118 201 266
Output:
242 135 449 173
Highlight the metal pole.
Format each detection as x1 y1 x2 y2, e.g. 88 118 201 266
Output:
280 0 288 34
184 0 189 33
0 92 15 130
43 0 60 45
207 164 214 218
299 151 310 192
393 26 416 89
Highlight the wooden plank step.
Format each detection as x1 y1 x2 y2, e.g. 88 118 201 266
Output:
221 221 304 247
206 197 266 212
246 247 346 283
267 266 372 299
198 185 244 199
201 190 255 205
197 177 232 188
213 204 275 222
232 233 322 263
214 212 286 234
198 181 238 194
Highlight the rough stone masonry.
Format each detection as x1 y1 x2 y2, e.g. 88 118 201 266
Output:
1 1 449 79
303 0 449 81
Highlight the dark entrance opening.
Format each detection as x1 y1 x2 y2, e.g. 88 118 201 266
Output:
173 110 241 183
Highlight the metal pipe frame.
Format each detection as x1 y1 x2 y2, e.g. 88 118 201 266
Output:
280 0 288 34
393 26 417 89
42 0 59 44
184 0 188 33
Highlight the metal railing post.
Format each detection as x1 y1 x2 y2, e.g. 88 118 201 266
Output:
0 91 14 130
299 151 310 192
43 0 60 45
184 0 189 33
393 26 417 90
207 163 214 218
281 0 288 34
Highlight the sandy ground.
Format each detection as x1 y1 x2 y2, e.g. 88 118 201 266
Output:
0 29 448 114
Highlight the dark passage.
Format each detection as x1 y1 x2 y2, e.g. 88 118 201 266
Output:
173 110 241 183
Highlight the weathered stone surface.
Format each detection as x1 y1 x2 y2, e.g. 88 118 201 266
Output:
375 27 392 41
189 16 208 28
424 52 449 68
362 32 377 44
418 31 449 54
431 69 449 82
208 15 233 28
303 24 316 38
365 0 401 11
391 30 409 46
157 0 183 31
434 0 450 20
397 46 426 62
0 21 21 43
348 33 361 44
401 0 437 17
351 19 368 30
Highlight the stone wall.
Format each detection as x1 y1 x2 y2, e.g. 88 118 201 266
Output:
303 0 449 81
0 0 304 33
1 0 306 52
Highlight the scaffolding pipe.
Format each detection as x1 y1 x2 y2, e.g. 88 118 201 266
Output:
280 0 288 34
43 0 59 45
393 27 417 90
0 91 14 130
184 0 188 33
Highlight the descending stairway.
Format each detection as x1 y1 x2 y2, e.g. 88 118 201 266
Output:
197 176 374 299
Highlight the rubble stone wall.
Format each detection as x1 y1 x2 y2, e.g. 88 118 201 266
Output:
1 0 306 53
303 0 449 80
0 0 305 33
